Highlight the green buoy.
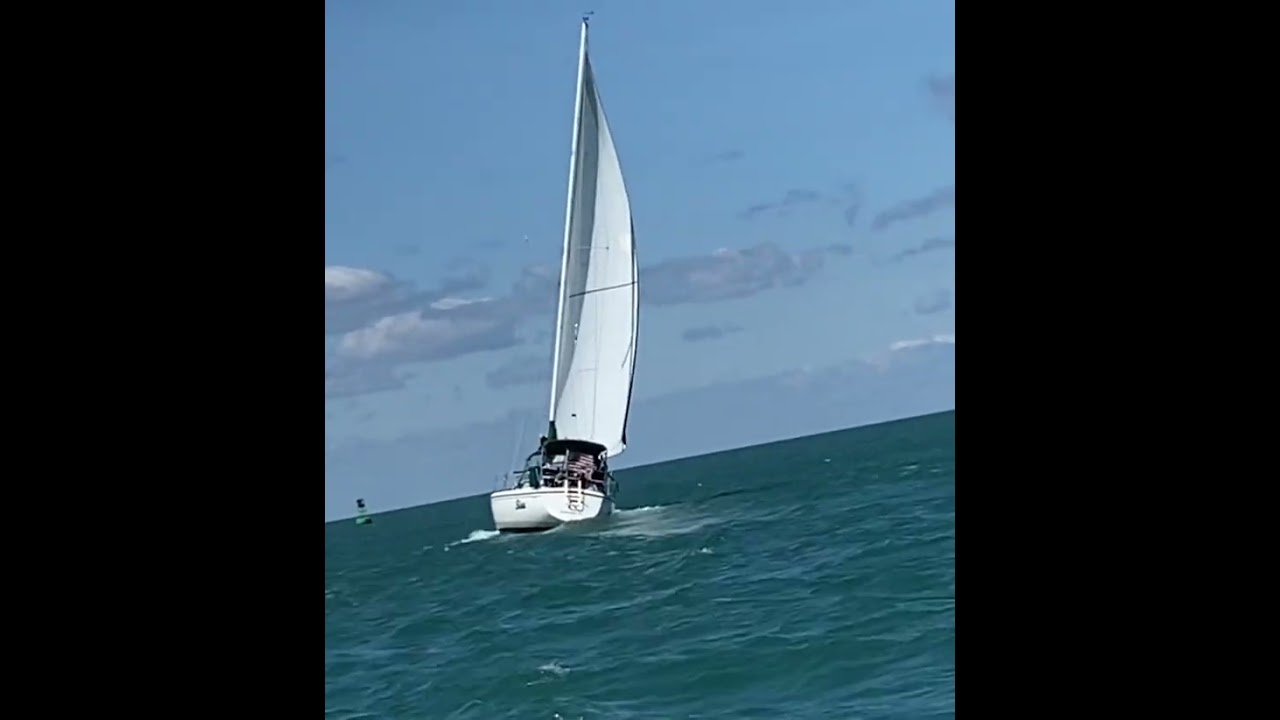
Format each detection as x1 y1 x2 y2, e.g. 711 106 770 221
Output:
355 498 373 526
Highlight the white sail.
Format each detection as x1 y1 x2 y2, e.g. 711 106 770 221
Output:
547 21 639 459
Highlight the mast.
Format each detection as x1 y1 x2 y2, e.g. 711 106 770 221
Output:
546 17 591 437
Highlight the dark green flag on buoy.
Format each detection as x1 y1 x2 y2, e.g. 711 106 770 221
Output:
355 498 373 525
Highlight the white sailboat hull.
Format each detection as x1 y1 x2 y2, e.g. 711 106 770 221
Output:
489 487 614 532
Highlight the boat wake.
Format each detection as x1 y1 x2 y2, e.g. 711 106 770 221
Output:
617 505 662 515
457 505 705 545
538 504 663 536
449 529 501 547
595 504 717 539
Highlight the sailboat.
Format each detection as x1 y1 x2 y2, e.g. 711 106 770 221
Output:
489 17 639 533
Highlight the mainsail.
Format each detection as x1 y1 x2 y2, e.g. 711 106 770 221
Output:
546 20 639 458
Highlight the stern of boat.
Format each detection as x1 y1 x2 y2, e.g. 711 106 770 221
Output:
490 488 559 533
545 485 613 523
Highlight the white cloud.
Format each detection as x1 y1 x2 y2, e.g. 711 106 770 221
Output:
430 296 494 310
337 308 518 363
641 242 850 306
322 241 853 397
338 311 427 359
890 333 955 352
324 266 392 302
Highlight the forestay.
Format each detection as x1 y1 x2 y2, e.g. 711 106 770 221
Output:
548 23 639 459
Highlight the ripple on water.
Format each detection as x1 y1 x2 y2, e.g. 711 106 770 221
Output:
326 412 956 719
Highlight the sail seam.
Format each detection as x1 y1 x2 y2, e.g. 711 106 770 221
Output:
567 280 636 299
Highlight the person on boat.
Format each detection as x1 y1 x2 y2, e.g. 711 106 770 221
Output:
542 456 560 487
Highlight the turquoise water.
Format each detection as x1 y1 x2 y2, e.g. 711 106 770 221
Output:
325 410 955 719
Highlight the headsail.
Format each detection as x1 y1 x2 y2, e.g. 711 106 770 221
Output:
546 20 639 458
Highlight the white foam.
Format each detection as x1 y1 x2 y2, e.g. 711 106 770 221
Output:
538 661 570 676
449 529 500 547
598 505 716 538
526 661 572 687
616 505 663 515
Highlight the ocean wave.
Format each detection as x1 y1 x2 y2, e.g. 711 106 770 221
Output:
326 411 956 719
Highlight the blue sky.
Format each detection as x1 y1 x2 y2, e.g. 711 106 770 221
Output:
325 0 955 519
